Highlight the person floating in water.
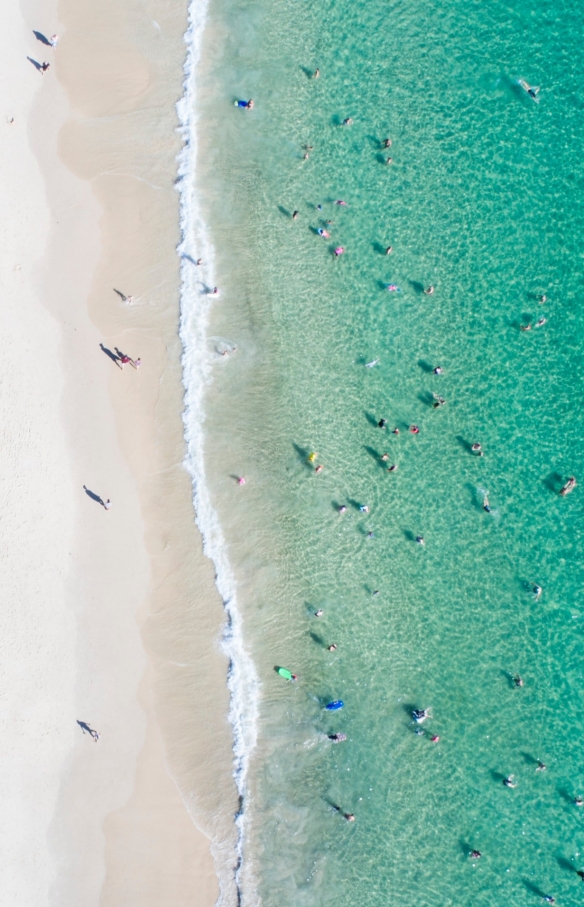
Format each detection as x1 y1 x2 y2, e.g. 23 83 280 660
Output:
415 535 424 546
386 284 401 292
469 850 482 860
412 707 431 722
483 494 491 513
378 418 387 428
327 644 337 651
313 68 320 78
342 117 353 126
235 99 254 109
503 775 517 788
533 584 542 600
575 795 584 807
535 761 546 772
328 733 347 742
518 79 540 100
383 138 392 148
541 896 554 904
424 285 435 295
317 227 330 238
409 425 419 434
433 366 443 375
385 156 393 165
471 442 483 456
432 394 446 408
365 359 379 368
385 245 393 254
560 476 577 496
339 505 347 514
387 464 398 472
513 674 523 687
314 609 323 617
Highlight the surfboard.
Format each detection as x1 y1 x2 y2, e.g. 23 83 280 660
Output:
325 700 344 711
277 667 295 680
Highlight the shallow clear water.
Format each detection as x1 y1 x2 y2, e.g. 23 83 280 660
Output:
194 0 584 903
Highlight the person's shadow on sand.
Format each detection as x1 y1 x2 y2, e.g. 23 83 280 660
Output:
99 343 122 368
83 485 104 506
33 30 51 45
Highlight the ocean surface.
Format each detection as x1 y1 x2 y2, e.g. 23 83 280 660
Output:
179 0 584 903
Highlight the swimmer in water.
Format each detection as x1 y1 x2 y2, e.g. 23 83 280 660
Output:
469 850 482 860
378 419 387 428
328 733 347 742
344 813 355 822
292 210 299 219
381 453 390 461
383 138 392 148
433 366 443 375
483 494 491 513
471 443 483 456
415 535 425 546
315 464 324 473
313 68 320 78
392 427 400 435
430 734 440 742
536 761 546 772
542 897 554 905
560 476 577 496
538 294 547 303
385 156 393 165
334 246 344 256
513 674 523 687
314 609 323 617
387 464 398 472
385 245 393 254
409 425 420 434
520 322 532 331
432 394 446 408
339 505 347 514
335 200 348 206
317 227 330 238
518 79 540 100
386 284 401 292
365 359 379 368
412 707 430 722
535 317 547 327
503 775 517 788
327 644 337 651
308 452 317 463
342 117 353 126
424 285 435 295
575 796 584 807
533 584 542 600
359 505 370 513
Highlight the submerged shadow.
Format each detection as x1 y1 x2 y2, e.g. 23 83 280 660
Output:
455 435 475 455
556 855 577 874
364 446 385 470
365 411 381 428
372 241 388 255
418 359 434 374
543 471 564 494
522 879 548 899
520 751 540 766
277 205 291 219
408 279 425 294
292 443 313 470
309 631 326 647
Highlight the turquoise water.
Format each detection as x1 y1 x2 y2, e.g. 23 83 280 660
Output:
194 0 584 903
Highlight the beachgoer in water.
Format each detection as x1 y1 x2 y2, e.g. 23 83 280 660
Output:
392 427 400 435
372 590 380 596
328 733 347 742
433 394 446 408
334 246 344 256
292 210 299 219
359 505 369 513
317 227 330 238
433 366 443 375
383 138 392 148
536 761 546 772
344 813 355 821
211 286 219 296
327 644 337 651
415 535 424 545
483 494 491 513
378 419 387 428
542 897 554 905
533 584 542 599
342 117 353 126
513 674 523 687
381 453 390 461
409 425 420 434
520 322 532 331
387 284 400 292
385 156 393 165
237 476 246 486
470 850 481 860
314 609 323 617
424 285 435 295
385 245 393 254
503 775 517 788
575 796 584 807
387 464 398 472
412 707 430 722
303 151 310 160
535 317 547 327
103 499 112 511
315 464 324 473
538 294 547 303
471 443 483 456
339 505 347 514
560 476 577 496
335 200 348 206
313 68 320 78
365 359 379 368
367 531 374 538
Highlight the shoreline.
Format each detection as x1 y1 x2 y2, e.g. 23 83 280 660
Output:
9 0 239 901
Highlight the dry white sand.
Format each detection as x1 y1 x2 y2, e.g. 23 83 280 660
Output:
0 0 237 903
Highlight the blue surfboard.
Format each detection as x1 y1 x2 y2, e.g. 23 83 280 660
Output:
325 700 344 711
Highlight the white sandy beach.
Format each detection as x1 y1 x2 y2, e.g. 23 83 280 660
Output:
0 0 236 903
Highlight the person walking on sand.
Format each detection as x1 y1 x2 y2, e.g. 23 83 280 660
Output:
49 34 58 47
103 499 112 511
40 61 50 73
133 357 141 368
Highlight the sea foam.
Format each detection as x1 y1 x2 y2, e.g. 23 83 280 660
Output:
176 1 260 903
